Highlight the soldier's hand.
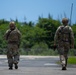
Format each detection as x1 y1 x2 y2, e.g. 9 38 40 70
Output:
71 44 74 49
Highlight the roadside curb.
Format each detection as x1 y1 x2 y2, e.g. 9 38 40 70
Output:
0 55 59 58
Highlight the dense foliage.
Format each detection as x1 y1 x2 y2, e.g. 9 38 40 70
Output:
0 17 76 55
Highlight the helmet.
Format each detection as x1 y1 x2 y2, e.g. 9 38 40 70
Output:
62 18 69 24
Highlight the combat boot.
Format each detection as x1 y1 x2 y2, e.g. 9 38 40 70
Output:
9 63 13 70
62 64 67 70
62 66 66 70
14 63 18 69
9 67 13 70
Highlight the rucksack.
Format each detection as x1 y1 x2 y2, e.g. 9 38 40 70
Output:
58 25 70 42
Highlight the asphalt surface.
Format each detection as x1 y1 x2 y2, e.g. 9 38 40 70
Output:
0 55 76 75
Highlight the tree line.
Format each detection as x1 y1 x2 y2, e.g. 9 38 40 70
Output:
0 16 76 55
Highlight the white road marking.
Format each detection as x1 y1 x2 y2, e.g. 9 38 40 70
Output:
44 63 58 66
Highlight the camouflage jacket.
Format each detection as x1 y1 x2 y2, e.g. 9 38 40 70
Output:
4 28 21 43
54 25 74 45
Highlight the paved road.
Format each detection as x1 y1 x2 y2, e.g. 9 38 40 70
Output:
0 55 76 75
0 55 59 67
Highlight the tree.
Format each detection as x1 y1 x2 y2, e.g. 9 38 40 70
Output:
36 17 61 47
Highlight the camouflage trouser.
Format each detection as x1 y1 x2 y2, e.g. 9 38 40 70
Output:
7 43 20 67
57 42 70 67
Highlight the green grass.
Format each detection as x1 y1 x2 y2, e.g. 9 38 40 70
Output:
57 56 76 64
68 56 76 64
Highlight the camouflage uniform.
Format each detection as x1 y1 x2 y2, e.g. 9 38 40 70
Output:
54 18 74 70
4 24 21 69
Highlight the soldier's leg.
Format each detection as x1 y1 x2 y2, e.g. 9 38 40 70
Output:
13 44 20 69
64 54 68 67
7 54 13 70
58 47 66 67
61 49 69 70
7 44 14 70
60 55 66 67
14 54 19 63
64 43 70 67
64 50 69 67
13 54 20 69
58 47 67 70
60 54 67 70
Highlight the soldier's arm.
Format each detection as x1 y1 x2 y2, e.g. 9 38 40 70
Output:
17 30 21 47
69 27 74 48
18 30 21 40
16 28 21 39
4 30 10 40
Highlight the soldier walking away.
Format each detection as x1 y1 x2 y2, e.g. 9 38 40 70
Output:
54 18 74 70
4 22 21 70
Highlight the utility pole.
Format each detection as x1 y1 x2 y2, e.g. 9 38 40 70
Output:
70 3 73 26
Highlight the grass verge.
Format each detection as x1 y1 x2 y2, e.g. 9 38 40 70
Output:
68 56 76 64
